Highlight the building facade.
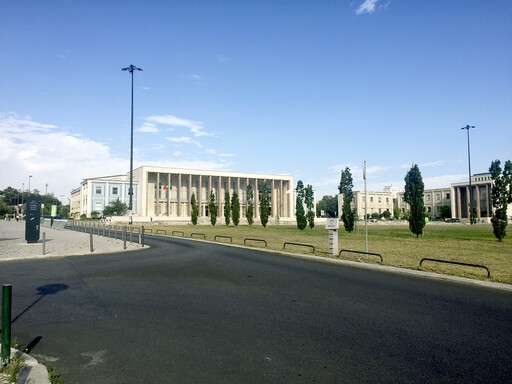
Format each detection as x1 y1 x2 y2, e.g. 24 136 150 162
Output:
339 191 395 220
450 173 493 223
396 187 452 220
71 166 294 222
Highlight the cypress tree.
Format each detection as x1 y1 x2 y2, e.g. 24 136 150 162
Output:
305 184 315 229
489 159 512 241
338 167 355 232
295 181 307 230
260 183 270 227
404 164 425 237
246 185 254 226
209 190 217 226
231 191 240 226
224 191 231 225
190 192 198 225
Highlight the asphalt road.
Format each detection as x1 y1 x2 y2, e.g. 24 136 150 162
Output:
1 234 511 383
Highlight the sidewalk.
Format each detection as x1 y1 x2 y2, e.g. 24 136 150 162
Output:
0 219 146 384
0 219 144 261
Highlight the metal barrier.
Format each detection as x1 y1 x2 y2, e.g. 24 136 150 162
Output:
283 242 315 254
214 235 232 243
339 249 383 263
191 233 206 239
172 231 184 237
420 258 490 278
156 229 167 235
244 238 267 248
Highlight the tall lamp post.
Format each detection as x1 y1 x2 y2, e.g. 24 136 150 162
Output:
461 125 475 224
28 175 32 195
122 64 143 214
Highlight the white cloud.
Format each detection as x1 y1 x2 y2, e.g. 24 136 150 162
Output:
356 0 379 15
146 114 211 137
191 74 201 81
0 113 128 199
165 136 202 147
138 123 159 133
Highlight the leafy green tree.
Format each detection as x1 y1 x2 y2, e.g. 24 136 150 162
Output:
191 192 199 225
259 182 270 227
246 185 254 226
489 159 512 241
338 167 355 232
304 184 315 229
209 190 217 225
231 191 240 226
295 181 307 230
103 198 128 216
437 206 451 220
404 164 426 237
224 191 231 225
382 209 391 220
393 207 401 220
316 195 338 217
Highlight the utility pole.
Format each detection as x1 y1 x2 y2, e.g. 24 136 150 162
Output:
461 125 475 224
122 64 143 213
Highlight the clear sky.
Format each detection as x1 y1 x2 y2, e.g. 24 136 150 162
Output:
1 0 511 202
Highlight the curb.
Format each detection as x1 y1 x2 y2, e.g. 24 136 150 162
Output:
5 347 50 384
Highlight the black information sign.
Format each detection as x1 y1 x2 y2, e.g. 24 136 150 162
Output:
25 196 41 244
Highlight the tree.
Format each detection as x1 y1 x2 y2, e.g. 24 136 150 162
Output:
190 192 198 225
103 198 128 216
231 191 240 226
437 206 451 220
304 184 315 229
246 185 254 226
338 167 355 232
224 191 231 225
295 181 307 230
316 195 338 217
259 182 270 227
489 159 512 241
382 209 391 220
393 207 401 220
404 164 426 237
209 190 217 226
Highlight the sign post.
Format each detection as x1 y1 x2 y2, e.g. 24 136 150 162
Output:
325 218 339 256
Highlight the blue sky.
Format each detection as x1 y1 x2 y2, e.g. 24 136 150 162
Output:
1 0 511 202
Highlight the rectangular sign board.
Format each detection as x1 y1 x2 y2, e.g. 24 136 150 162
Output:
325 218 339 230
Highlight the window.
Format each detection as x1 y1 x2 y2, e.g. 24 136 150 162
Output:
378 197 381 203
95 187 102 195
435 194 441 201
386 198 389 203
426 195 431 202
112 187 118 195
370 197 374 203
446 193 450 199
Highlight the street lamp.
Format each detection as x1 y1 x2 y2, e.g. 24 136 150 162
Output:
28 175 32 195
461 125 475 224
122 64 143 213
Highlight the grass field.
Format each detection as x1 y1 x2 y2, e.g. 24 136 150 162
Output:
137 221 512 284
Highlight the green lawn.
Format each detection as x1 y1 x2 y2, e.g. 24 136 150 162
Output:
138 222 512 285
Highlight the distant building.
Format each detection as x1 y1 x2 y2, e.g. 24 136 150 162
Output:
450 173 494 223
339 191 395 220
71 166 294 222
397 188 451 220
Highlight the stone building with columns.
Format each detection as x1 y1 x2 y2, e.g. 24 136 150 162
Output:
450 173 494 223
71 166 294 222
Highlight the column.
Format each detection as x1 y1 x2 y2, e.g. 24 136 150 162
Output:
475 185 481 219
456 187 461 219
198 175 203 217
177 174 182 217
156 172 160 216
